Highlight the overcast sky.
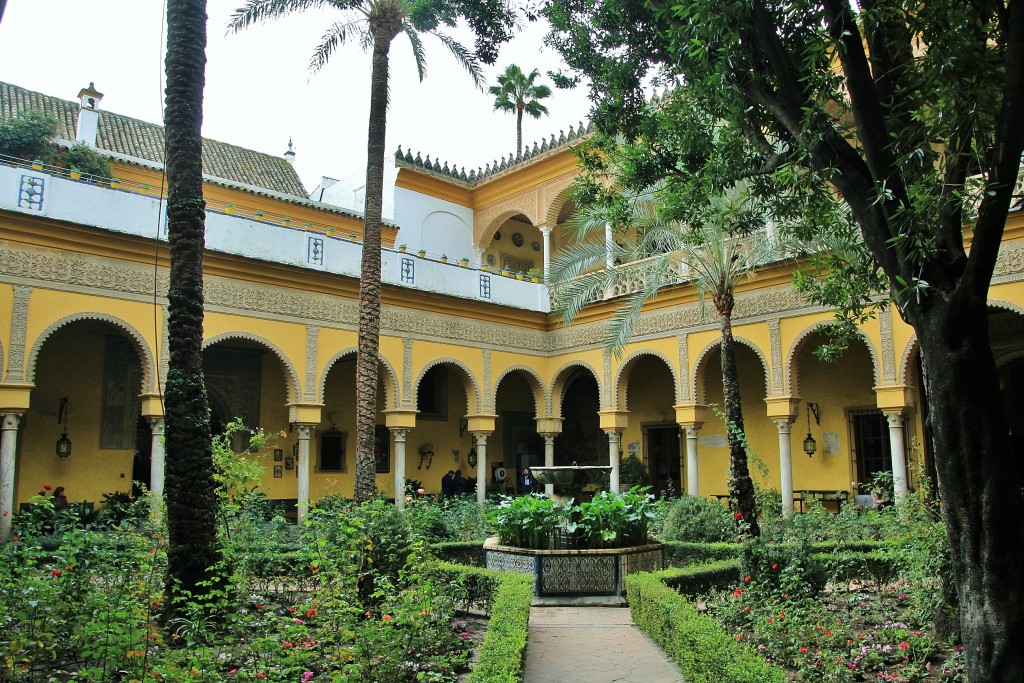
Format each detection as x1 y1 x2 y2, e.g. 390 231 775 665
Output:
0 0 594 192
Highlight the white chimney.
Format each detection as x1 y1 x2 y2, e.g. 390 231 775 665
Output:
284 137 296 165
76 82 103 146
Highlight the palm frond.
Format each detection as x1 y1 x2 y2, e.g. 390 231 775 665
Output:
404 24 427 81
432 31 483 89
309 19 365 71
227 0 331 32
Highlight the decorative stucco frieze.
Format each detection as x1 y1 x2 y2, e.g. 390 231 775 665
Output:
5 286 30 382
879 305 896 383
768 319 783 396
993 243 1024 278
677 334 690 403
159 305 170 387
0 247 167 296
482 349 492 413
402 338 413 408
305 325 318 402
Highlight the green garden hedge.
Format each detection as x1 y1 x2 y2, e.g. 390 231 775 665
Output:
430 562 533 683
626 563 786 683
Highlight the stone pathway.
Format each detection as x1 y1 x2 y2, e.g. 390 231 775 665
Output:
522 607 684 682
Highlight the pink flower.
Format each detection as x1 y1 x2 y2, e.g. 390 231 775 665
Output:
417 488 425 495
458 632 471 639
302 672 314 682
283 641 293 648
771 563 778 569
228 670 237 675
898 641 910 650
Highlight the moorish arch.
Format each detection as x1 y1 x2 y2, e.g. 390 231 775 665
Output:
542 179 579 227
897 334 919 386
26 312 156 393
477 208 542 250
491 364 547 415
318 346 400 410
691 336 772 405
987 300 1024 368
612 349 681 410
202 331 302 406
784 321 882 398
414 357 482 416
549 359 603 417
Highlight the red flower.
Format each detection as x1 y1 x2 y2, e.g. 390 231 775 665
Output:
382 614 392 621
734 512 743 520
51 569 62 577
744 575 751 582
898 641 910 650
771 563 778 569
254 603 262 609
43 484 52 491
767 617 774 623
800 647 808 653
744 607 750 613
306 609 317 618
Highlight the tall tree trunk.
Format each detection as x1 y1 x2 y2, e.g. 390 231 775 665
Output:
912 299 1024 681
353 24 398 504
163 0 221 607
516 103 523 158
718 294 759 537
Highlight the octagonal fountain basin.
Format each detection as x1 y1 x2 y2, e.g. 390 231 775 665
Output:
530 465 612 490
484 537 664 601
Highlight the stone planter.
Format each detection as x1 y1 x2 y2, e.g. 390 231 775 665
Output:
484 538 664 597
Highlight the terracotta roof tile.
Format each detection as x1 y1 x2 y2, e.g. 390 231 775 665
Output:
1 81 307 198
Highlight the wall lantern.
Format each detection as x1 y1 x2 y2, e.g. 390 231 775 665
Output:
467 448 478 468
56 397 72 458
802 402 820 457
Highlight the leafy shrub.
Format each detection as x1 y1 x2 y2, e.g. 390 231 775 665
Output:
488 493 561 548
619 452 648 488
659 494 736 542
429 541 487 567
64 141 110 177
0 111 58 163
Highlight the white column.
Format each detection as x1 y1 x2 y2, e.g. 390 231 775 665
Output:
393 428 408 510
773 418 795 518
474 433 489 507
605 223 614 270
474 246 485 268
148 418 166 498
296 424 313 522
684 426 700 496
540 225 553 278
543 434 555 497
0 413 22 542
606 430 621 493
885 411 909 504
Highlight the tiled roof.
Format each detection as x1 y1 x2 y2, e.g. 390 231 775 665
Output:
0 81 307 198
395 121 594 188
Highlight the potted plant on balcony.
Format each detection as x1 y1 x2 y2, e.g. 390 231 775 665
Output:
68 167 82 180
527 267 544 283
458 257 470 267
253 210 264 220
500 266 511 277
440 254 448 263
398 244 407 253
417 248 427 258
110 178 121 189
225 204 235 214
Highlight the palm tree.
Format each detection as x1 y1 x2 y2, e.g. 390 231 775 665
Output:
163 0 222 608
489 65 552 158
551 183 787 536
230 0 514 504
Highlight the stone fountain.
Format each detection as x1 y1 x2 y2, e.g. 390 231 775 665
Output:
483 463 663 604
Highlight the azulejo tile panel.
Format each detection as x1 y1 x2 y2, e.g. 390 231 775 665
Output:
485 550 536 575
540 555 616 595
